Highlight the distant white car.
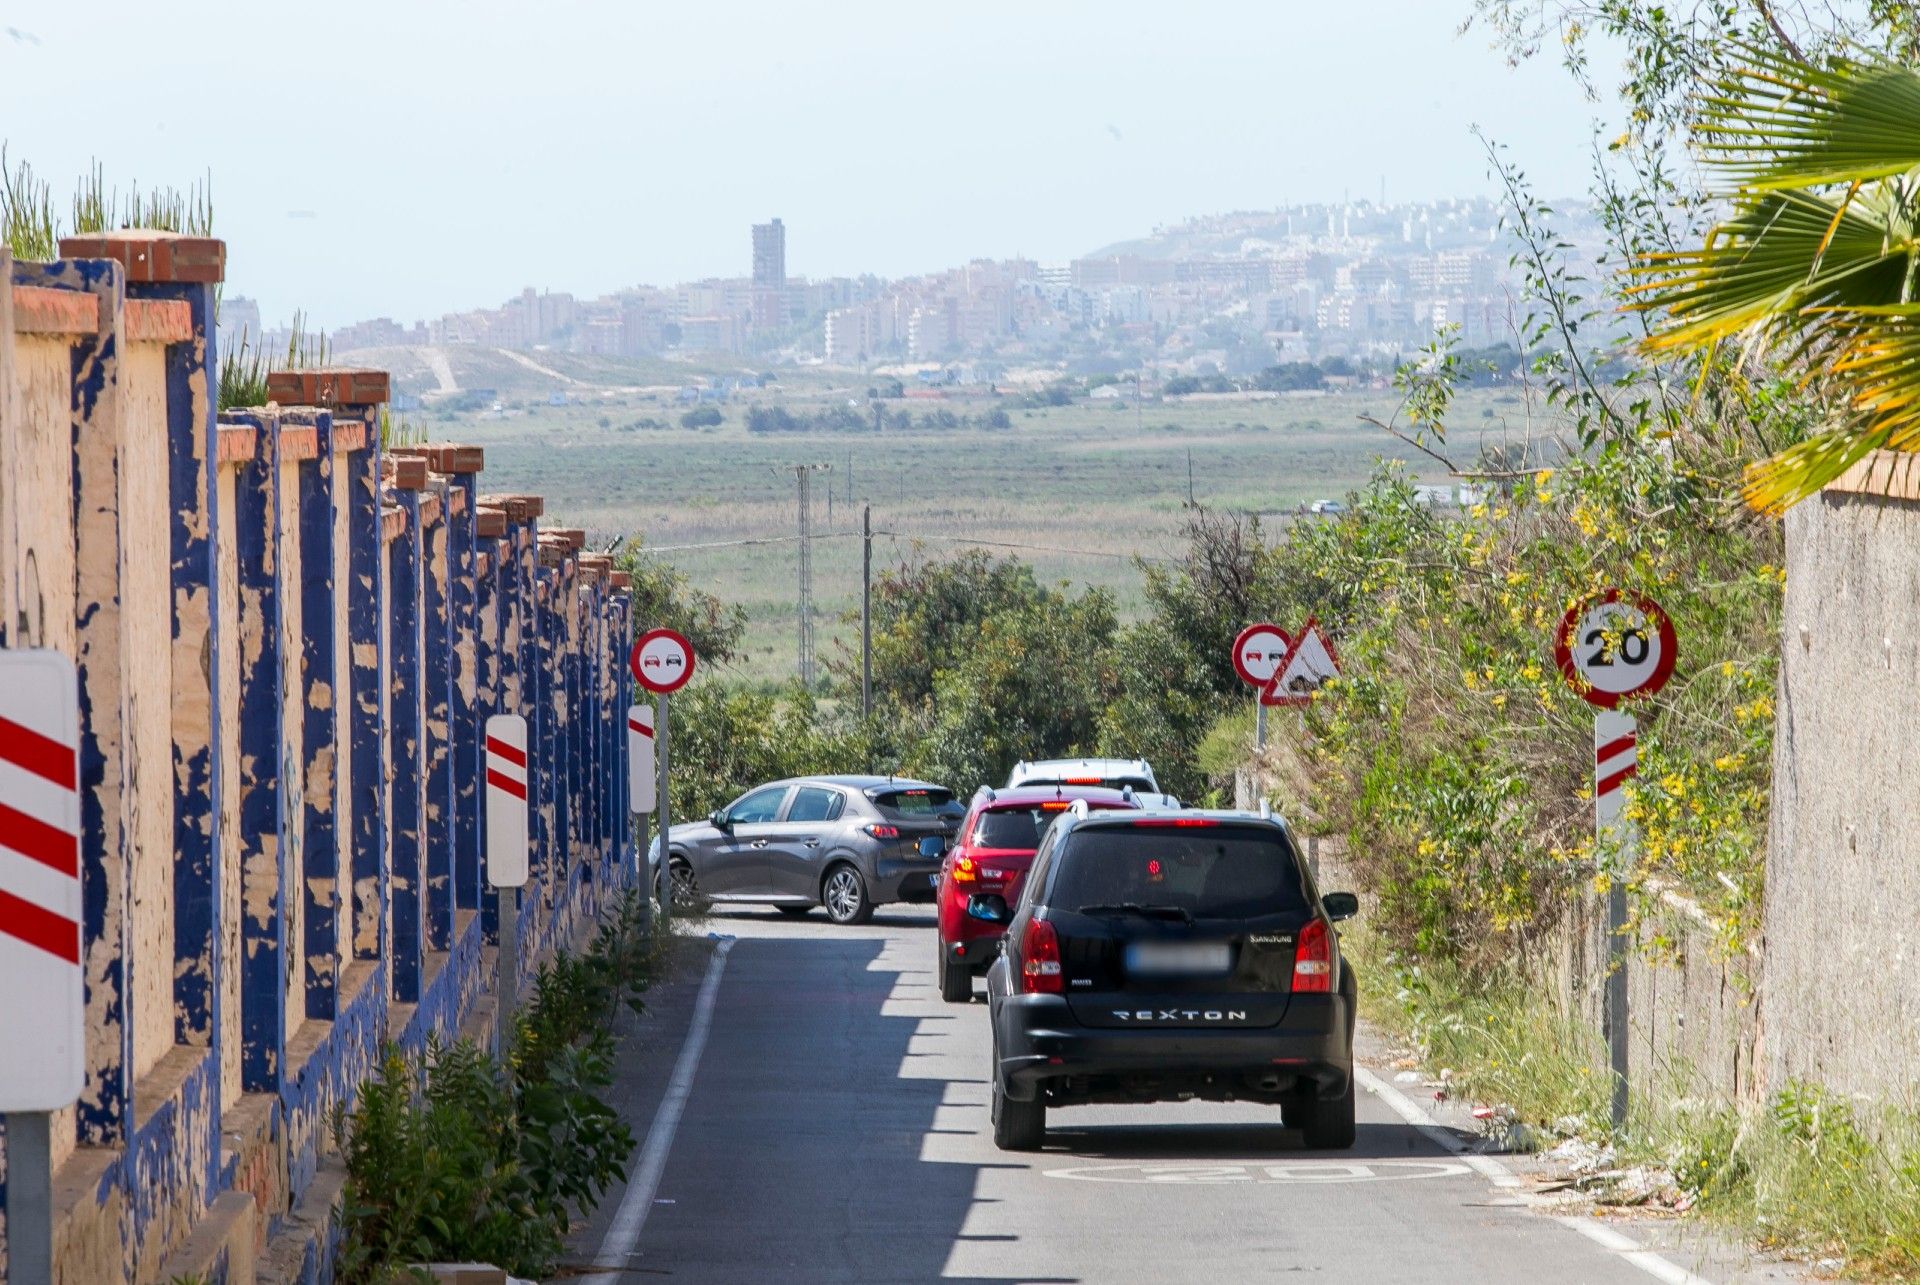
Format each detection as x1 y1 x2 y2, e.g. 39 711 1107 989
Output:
1004 757 1181 810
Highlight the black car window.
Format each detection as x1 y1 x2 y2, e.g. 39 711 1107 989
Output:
728 786 790 824
1049 824 1309 920
973 808 1046 850
786 787 843 824
870 787 962 820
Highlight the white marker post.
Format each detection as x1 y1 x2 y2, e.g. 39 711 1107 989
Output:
1231 623 1291 749
1555 590 1676 1132
627 703 656 935
485 714 530 1023
631 629 696 930
0 651 84 1285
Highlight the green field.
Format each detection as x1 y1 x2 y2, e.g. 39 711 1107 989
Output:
358 349 1542 683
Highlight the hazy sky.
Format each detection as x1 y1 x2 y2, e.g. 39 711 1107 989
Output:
1 1 1619 328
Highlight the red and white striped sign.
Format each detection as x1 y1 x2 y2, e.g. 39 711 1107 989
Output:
0 651 84 1111
484 714 529 888
627 703 656 815
1594 708 1638 835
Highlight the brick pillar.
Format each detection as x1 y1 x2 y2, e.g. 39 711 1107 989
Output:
58 234 228 1073
226 409 287 1092
269 372 390 971
14 252 136 1141
419 487 453 952
413 447 486 914
284 409 341 1020
386 480 425 1003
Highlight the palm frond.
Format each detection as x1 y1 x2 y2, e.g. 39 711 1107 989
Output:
1628 188 1909 350
1695 42 1920 191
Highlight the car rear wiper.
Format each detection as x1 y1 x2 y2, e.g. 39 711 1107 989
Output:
1076 902 1194 924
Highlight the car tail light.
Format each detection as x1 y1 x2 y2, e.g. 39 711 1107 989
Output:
1132 817 1219 828
864 823 900 840
1020 918 1063 994
951 855 977 884
1040 800 1070 811
1293 919 1332 993
1065 776 1102 785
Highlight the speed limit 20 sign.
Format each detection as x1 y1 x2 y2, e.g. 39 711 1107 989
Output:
1554 590 1676 708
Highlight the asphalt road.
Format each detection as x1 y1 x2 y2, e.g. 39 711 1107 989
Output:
571 906 1806 1285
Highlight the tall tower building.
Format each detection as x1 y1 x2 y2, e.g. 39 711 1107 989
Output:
752 218 787 331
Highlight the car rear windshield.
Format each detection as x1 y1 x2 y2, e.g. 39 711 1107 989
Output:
974 804 1128 850
869 787 962 820
1049 825 1308 920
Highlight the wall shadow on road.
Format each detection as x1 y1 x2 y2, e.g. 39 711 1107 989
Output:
620 930 1077 1284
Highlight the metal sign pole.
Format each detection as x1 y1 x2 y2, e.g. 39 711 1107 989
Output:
499 885 519 1026
636 811 652 938
1594 706 1637 1132
1254 697 1267 750
5 1110 53 1284
658 691 672 928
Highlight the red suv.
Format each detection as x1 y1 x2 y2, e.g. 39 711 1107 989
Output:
935 785 1140 1002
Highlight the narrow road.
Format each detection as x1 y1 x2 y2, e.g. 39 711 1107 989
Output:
574 907 1800 1284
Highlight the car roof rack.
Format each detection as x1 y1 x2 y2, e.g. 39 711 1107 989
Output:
973 784 996 803
1067 798 1091 818
1258 799 1273 820
1121 784 1135 804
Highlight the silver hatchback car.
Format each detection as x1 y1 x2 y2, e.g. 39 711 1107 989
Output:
661 775 964 924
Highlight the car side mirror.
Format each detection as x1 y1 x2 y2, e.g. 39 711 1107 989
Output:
966 894 1010 924
1322 891 1359 922
918 835 947 858
709 809 730 831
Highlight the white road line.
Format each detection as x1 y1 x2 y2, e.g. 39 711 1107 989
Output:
1356 1066 1714 1285
584 936 736 1285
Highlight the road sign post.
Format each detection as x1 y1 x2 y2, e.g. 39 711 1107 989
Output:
628 703 656 935
0 650 84 1285
1555 590 1677 1132
1232 623 1291 749
631 628 695 932
486 714 530 1025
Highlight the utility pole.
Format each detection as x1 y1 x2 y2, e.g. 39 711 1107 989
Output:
783 463 831 686
861 504 873 719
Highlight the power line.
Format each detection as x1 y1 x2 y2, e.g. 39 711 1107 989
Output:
623 528 1170 563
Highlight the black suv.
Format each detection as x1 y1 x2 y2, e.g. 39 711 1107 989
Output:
981 805 1358 1151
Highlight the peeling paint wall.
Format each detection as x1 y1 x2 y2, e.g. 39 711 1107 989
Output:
3 247 638 1283
216 464 242 1112
123 340 175 1085
276 448 305 1043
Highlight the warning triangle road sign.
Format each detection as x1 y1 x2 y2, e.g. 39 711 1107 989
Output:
1263 618 1341 706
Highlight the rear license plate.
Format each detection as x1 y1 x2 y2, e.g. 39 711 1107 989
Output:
1125 941 1232 977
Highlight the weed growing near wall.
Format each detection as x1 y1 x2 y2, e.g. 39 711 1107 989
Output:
335 892 659 1282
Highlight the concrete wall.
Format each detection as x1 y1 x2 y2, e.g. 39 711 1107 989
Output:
0 233 639 1283
1765 455 1920 1103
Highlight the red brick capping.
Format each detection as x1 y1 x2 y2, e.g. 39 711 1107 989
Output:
475 507 508 538
11 284 99 335
217 425 257 465
123 298 194 344
58 229 227 284
383 456 428 491
393 444 484 474
549 528 587 551
609 571 632 590
266 368 390 408
479 494 543 522
278 426 320 462
331 420 370 454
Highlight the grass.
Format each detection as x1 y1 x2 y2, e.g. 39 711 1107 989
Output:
1346 925 1920 1280
388 346 1543 681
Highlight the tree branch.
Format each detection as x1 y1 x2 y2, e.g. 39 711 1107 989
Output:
1356 414 1540 479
